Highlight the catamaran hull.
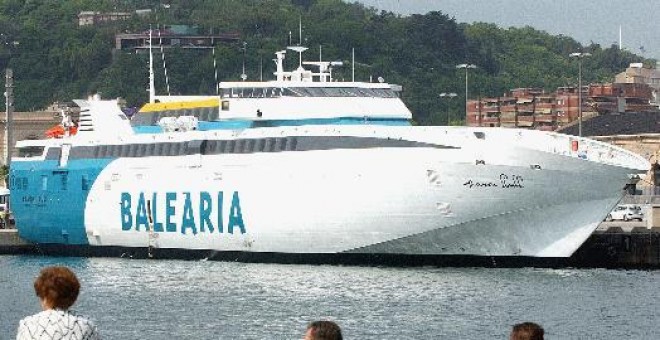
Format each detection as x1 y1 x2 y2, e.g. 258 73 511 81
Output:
13 144 633 259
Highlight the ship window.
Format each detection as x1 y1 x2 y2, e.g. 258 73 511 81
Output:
222 86 404 98
473 132 486 140
17 146 45 158
372 88 397 98
119 145 128 157
282 88 302 97
233 140 243 153
265 138 276 152
306 87 327 96
41 175 48 191
147 143 156 156
10 176 26 190
224 140 234 153
256 138 265 152
212 141 221 153
82 175 90 191
287 137 298 151
154 143 163 156
270 88 282 97
56 172 68 191
281 87 397 98
244 139 254 153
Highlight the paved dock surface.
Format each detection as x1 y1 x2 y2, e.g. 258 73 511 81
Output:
597 221 647 232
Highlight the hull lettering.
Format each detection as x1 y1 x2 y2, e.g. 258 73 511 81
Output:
120 191 246 234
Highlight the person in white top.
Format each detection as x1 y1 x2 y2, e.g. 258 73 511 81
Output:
17 266 100 340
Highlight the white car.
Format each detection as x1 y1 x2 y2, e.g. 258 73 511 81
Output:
605 204 644 222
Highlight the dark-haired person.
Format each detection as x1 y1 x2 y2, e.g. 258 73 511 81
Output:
510 322 544 340
304 320 342 340
17 266 100 340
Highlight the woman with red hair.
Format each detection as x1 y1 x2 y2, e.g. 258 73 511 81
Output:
17 266 100 340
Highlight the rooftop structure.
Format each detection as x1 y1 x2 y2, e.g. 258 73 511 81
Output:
0 111 60 165
115 26 240 51
615 63 660 106
78 10 151 26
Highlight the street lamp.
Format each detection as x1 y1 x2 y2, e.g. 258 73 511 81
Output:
456 63 477 119
241 41 248 81
439 92 458 125
569 52 591 137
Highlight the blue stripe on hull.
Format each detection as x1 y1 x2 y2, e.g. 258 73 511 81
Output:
132 118 410 134
9 159 114 245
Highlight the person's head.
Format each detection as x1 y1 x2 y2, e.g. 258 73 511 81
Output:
510 322 544 340
33 266 80 310
304 320 342 340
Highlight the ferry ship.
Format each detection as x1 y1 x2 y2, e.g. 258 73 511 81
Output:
8 45 650 265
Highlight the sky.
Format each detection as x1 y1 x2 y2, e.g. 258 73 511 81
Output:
355 0 660 59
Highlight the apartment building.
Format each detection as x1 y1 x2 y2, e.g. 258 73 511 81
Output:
467 83 657 131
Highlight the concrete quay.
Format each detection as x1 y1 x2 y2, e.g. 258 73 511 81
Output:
0 229 33 254
570 224 660 268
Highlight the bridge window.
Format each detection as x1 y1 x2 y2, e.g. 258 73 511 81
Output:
17 146 45 158
220 87 397 98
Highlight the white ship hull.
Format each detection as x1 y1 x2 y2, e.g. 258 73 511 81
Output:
77 127 637 258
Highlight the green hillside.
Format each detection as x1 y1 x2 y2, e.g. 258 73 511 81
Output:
0 0 650 125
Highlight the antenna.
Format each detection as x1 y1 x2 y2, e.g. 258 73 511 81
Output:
241 41 247 81
352 48 355 82
213 46 219 95
148 28 155 103
299 16 302 46
286 18 307 70
5 68 13 168
158 28 171 96
288 46 308 69
259 57 263 81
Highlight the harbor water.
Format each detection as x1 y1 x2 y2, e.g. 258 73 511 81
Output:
0 256 657 339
